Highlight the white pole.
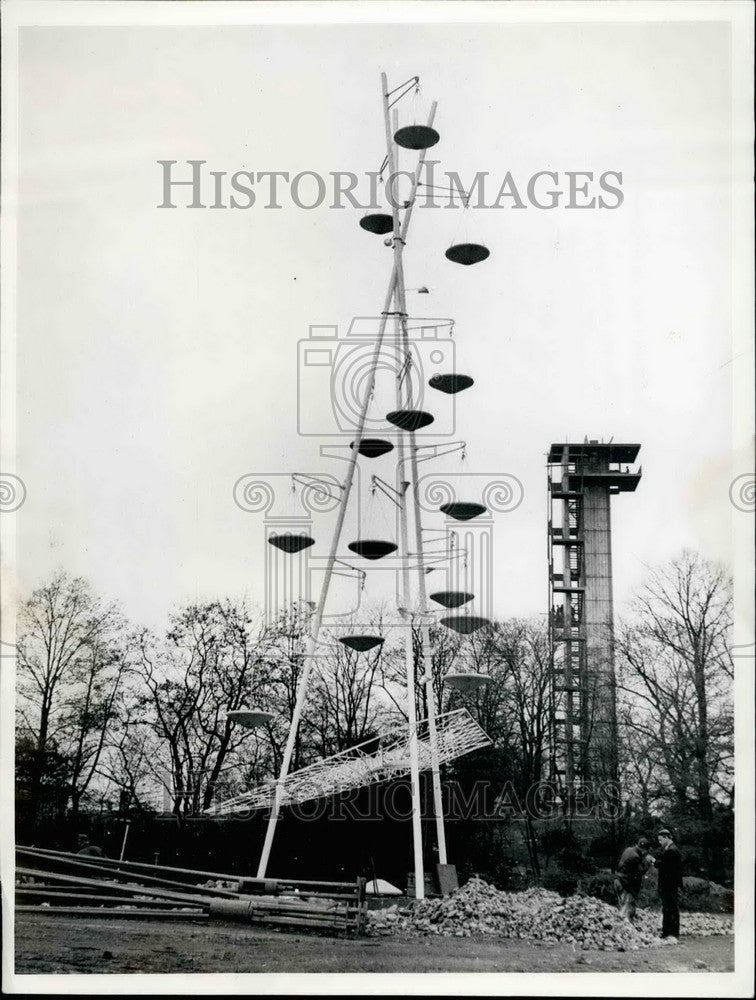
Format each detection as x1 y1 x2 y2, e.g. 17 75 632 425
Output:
387 96 448 874
256 77 437 879
408 460 448 865
119 820 131 862
385 90 425 900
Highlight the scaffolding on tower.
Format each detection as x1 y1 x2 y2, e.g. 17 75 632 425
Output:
547 439 642 796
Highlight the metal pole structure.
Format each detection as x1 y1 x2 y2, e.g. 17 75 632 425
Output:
408 452 448 864
388 98 448 871
384 84 424 900
256 79 438 879
388 108 447 866
119 820 131 862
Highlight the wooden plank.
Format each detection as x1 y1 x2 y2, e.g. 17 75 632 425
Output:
238 875 358 891
15 889 210 909
17 846 245 886
15 906 206 920
17 846 361 896
16 851 241 898
16 866 223 907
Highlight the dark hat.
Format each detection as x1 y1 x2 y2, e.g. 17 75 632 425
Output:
657 829 672 838
638 837 651 849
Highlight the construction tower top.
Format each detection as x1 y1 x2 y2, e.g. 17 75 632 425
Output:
548 440 642 494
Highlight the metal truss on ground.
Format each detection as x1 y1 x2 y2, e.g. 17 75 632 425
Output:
207 708 491 815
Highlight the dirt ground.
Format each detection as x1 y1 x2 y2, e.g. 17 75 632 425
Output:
14 913 734 974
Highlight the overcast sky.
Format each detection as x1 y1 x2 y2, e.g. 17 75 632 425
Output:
11 13 749 630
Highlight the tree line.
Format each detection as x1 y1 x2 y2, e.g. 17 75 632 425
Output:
15 550 734 881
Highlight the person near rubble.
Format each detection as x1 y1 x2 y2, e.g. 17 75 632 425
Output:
655 828 683 939
76 833 105 858
614 836 652 920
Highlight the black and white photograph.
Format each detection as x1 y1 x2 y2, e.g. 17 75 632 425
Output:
1 1 753 994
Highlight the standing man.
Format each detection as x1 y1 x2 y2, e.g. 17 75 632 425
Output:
655 828 683 939
614 836 652 920
76 834 105 858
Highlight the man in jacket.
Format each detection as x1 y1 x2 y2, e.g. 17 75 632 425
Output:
76 833 105 858
655 828 683 939
614 836 652 920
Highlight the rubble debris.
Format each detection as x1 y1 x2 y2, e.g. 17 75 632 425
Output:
366 877 733 950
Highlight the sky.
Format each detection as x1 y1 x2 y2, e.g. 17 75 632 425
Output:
9 13 750 632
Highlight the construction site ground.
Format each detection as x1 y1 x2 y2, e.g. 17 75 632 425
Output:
14 913 734 975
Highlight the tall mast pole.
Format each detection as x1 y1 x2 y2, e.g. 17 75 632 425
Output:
256 77 438 881
387 99 448 869
383 77 424 899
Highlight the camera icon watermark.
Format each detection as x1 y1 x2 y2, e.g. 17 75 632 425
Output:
297 317 458 438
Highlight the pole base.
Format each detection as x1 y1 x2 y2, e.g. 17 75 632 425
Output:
436 863 459 895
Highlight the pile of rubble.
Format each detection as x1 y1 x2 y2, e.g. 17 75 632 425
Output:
369 877 664 950
368 877 734 948
643 911 733 937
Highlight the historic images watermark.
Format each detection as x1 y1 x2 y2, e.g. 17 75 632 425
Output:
162 772 622 823
157 161 625 211
0 473 27 513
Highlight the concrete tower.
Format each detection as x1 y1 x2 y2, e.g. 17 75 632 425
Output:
547 440 641 790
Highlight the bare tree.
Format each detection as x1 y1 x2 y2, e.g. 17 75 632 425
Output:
132 599 275 814
306 619 388 756
616 550 734 821
16 572 125 822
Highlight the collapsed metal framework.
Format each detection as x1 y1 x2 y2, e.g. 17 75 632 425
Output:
209 709 491 815
547 440 642 789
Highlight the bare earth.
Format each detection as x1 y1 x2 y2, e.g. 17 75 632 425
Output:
14 914 734 974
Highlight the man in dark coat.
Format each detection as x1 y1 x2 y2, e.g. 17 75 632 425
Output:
76 834 105 858
614 836 652 920
655 828 683 939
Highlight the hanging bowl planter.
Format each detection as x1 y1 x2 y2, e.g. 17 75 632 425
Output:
348 539 398 560
339 635 385 653
386 409 434 431
359 213 394 236
227 708 275 729
394 125 440 150
444 671 491 694
445 243 490 266
429 373 474 395
351 438 394 459
441 615 491 635
430 590 475 609
440 502 487 521
268 533 315 554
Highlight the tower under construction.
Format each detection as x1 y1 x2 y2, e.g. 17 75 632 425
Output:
547 440 642 791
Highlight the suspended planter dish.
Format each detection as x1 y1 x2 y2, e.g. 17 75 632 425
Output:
441 615 491 635
430 590 474 609
339 635 385 653
348 539 398 560
386 409 434 431
429 373 474 395
440 502 487 521
227 708 275 729
444 671 491 694
394 124 440 150
268 533 315 554
352 438 394 459
359 213 394 236
445 243 490 266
